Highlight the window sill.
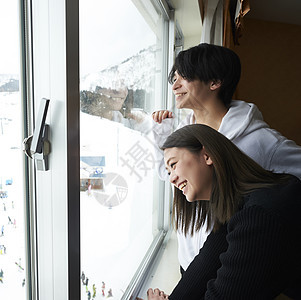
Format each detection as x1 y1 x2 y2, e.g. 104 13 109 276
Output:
138 230 181 299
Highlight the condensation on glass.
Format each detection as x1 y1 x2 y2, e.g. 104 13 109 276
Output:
0 0 27 298
79 0 165 298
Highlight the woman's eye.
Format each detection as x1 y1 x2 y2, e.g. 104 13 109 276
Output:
170 162 176 169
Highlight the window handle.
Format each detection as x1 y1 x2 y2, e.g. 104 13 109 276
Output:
23 98 51 171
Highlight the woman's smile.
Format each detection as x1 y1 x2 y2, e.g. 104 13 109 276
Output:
164 147 213 202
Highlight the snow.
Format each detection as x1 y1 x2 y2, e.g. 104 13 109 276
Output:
80 45 156 93
80 111 159 299
0 91 27 300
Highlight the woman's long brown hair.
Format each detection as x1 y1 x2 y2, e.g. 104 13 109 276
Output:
162 124 292 234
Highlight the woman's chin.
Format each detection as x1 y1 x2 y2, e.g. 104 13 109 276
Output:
185 196 195 202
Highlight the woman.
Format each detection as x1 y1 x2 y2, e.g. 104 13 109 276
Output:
148 124 301 300
151 43 301 276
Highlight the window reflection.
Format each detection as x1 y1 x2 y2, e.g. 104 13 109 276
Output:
79 0 164 298
80 85 150 132
80 44 158 133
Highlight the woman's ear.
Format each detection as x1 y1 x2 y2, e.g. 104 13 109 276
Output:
210 80 222 91
204 153 213 166
201 148 213 166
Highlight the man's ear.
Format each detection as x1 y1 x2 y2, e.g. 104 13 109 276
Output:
210 80 222 91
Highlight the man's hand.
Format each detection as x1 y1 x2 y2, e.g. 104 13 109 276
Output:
152 110 173 124
147 288 169 300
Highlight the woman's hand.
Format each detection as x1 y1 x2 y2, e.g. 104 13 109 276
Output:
152 110 173 124
147 288 169 300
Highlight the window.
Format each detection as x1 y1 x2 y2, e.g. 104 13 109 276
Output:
79 0 169 298
0 0 28 298
16 0 172 299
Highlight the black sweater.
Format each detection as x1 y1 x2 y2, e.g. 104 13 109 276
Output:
169 176 301 300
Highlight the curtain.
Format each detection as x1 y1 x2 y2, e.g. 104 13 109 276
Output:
199 0 250 47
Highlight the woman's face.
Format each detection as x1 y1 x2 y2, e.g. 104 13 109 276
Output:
171 71 212 110
164 147 213 202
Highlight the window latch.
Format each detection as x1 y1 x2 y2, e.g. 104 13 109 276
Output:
23 98 50 171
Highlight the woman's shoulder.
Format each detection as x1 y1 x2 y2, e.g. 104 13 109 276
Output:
242 176 301 226
246 175 300 204
249 175 301 199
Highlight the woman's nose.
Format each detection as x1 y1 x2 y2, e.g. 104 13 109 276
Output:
169 171 178 185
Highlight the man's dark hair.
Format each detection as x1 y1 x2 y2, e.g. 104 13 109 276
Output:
168 43 241 107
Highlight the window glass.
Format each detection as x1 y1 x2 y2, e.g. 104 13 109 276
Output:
79 0 165 298
0 0 27 298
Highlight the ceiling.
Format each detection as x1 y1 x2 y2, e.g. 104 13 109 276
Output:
168 0 301 39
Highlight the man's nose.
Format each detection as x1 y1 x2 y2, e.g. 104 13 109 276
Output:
172 78 181 91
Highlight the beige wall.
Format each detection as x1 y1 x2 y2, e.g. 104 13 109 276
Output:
233 18 301 145
184 35 201 49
